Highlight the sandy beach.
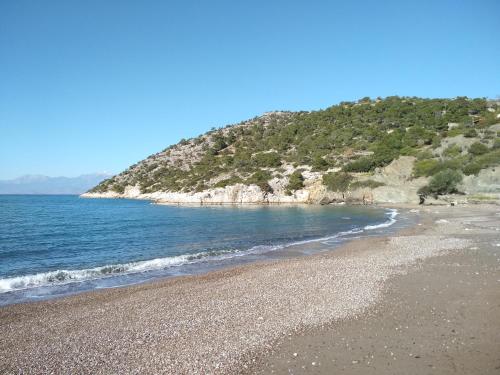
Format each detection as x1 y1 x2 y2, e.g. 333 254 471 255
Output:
0 204 499 374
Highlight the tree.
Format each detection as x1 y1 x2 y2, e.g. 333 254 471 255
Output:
311 155 329 171
286 170 305 192
211 133 227 154
418 169 462 197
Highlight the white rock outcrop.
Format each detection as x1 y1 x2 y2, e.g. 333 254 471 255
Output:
82 184 313 204
81 156 499 205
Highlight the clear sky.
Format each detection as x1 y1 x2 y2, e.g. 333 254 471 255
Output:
1 0 499 179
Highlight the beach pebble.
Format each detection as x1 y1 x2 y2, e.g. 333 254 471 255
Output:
0 228 474 374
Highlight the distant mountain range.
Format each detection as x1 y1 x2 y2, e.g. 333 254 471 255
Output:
0 174 112 195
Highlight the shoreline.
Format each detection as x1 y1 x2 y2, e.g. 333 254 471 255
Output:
0 204 402 306
0 204 498 374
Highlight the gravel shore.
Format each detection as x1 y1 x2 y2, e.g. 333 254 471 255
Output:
251 204 500 374
0 204 498 374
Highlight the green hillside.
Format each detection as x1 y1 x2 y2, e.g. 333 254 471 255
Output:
90 96 500 198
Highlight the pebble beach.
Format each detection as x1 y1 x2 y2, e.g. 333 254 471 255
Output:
0 204 499 374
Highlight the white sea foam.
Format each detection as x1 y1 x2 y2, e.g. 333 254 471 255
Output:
364 208 398 230
0 249 239 293
287 228 365 247
0 209 399 293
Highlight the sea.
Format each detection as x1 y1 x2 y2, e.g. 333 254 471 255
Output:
0 195 413 306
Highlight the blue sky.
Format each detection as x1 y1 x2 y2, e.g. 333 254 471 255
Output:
1 0 499 179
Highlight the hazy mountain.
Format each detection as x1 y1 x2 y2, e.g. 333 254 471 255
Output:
0 174 112 195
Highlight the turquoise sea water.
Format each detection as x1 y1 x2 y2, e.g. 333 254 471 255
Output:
0 195 409 305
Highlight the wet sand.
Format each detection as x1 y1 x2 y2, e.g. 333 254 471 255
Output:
0 204 499 374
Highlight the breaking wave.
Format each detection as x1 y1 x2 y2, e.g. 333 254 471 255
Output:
364 208 398 230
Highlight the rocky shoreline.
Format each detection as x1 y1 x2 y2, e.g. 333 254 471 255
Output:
81 157 426 205
81 156 500 206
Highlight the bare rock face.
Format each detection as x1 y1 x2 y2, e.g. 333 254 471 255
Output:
488 123 500 132
433 135 479 157
460 167 500 195
367 156 427 204
83 184 311 204
372 156 416 185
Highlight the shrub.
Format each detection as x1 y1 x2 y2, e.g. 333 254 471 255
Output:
402 126 434 147
399 146 418 156
492 139 500 150
441 158 464 171
473 149 500 169
246 170 273 193
343 157 375 172
468 142 489 156
286 170 305 191
195 182 208 192
417 150 434 160
211 134 228 154
431 135 442 148
323 172 353 192
371 144 399 166
311 155 330 171
482 130 495 140
350 180 385 189
418 169 463 197
462 162 481 176
252 152 282 168
443 144 462 158
463 128 478 138
214 175 243 188
413 159 441 177
111 183 126 194
447 128 464 137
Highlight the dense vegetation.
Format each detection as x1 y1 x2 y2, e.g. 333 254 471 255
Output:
418 169 463 198
90 96 499 197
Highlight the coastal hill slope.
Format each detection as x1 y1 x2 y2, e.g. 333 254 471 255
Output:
84 97 500 204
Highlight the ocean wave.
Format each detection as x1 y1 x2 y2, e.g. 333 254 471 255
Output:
0 249 239 293
364 208 398 230
0 209 399 294
285 228 365 247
